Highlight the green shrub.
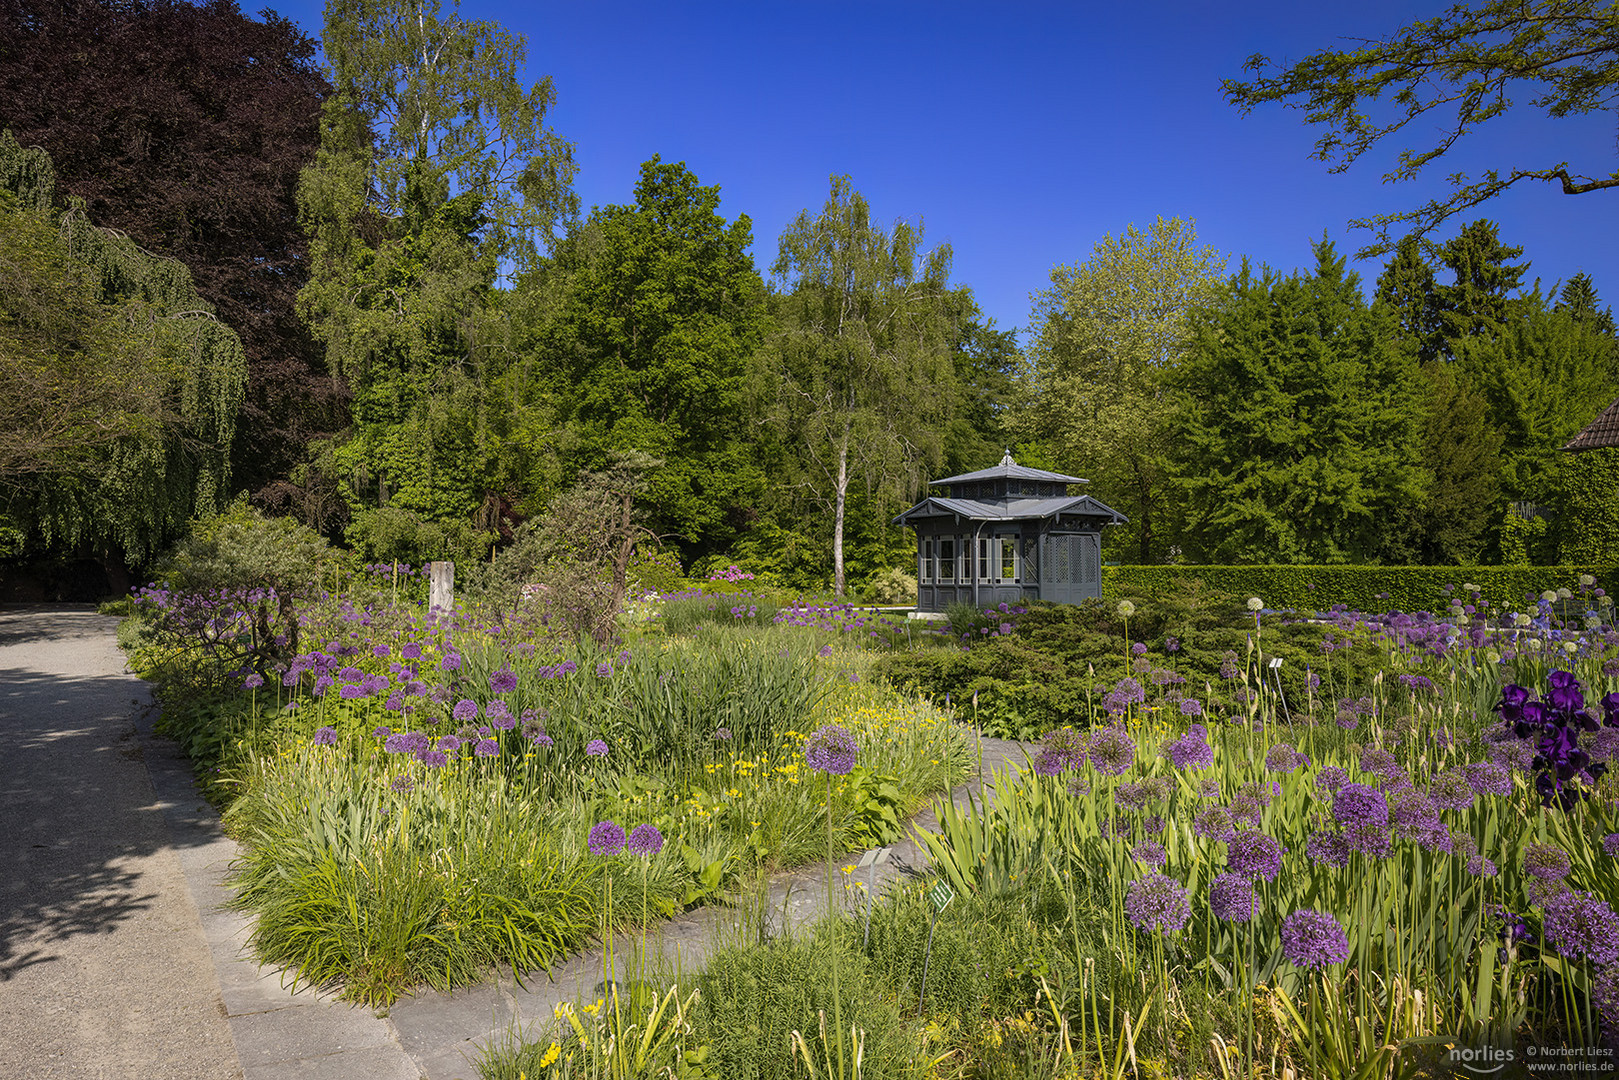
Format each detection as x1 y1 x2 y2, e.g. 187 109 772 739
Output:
861 566 917 606
1104 563 1611 615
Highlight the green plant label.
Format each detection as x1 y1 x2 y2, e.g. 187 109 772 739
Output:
927 881 954 914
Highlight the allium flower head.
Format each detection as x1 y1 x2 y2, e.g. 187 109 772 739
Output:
418 749 449 768
1209 873 1256 922
1265 743 1300 772
452 698 478 722
1131 839 1167 866
1346 823 1393 859
1246 597 1264 612
1523 842 1572 881
1467 855 1498 877
585 738 609 758
1180 698 1203 717
389 774 415 794
1332 784 1389 829
1227 830 1285 882
244 673 265 689
1594 965 1619 1024
1541 890 1619 965
488 668 518 694
1131 642 1148 656
1168 725 1213 770
1359 747 1401 780
1087 725 1136 776
588 820 626 857
1429 769 1475 811
312 726 338 746
626 823 664 857
1305 829 1349 868
1116 600 1136 617
438 734 461 753
804 724 859 775
1124 872 1191 934
1197 778 1221 799
486 700 515 730
1316 765 1349 796
1034 726 1088 775
474 738 499 758
1604 833 1619 858
1465 761 1513 796
1281 909 1350 970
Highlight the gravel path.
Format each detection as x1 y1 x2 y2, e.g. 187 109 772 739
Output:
0 605 1035 1080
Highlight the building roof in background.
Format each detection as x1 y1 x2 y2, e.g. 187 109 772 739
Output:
1564 397 1619 451
893 494 1127 526
930 451 1087 486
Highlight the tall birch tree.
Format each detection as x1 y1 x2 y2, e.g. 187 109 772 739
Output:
763 176 956 596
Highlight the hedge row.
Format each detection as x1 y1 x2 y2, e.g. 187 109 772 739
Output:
1101 564 1613 616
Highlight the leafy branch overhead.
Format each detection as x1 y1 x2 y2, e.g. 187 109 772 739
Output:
1224 0 1619 255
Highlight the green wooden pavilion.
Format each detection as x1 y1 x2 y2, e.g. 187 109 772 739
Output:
893 452 1127 612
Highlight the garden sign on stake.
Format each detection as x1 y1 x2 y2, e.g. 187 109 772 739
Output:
918 881 954 1014
858 846 892 948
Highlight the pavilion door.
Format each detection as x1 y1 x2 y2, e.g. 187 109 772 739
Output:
1042 532 1100 604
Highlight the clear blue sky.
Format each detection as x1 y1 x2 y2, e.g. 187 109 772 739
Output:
272 0 1618 341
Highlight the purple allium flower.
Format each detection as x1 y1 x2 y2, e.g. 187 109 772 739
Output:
1332 784 1389 829
1131 839 1167 866
372 644 390 658
1088 725 1136 776
1465 761 1512 796
244 673 265 689
1168 725 1214 770
1193 806 1236 843
1131 642 1148 656
489 668 518 694
1467 855 1498 877
531 730 554 749
1179 698 1203 717
1359 747 1401 779
1315 765 1349 797
373 725 392 738
1541 891 1619 966
1209 873 1256 923
804 724 859 775
1197 778 1221 798
440 652 462 672
1034 726 1088 775
1264 743 1298 772
1227 794 1264 829
588 820 626 857
1346 823 1393 859
437 734 461 753
486 700 514 729
713 727 733 742
451 698 478 722
1306 829 1349 868
312 725 338 746
585 738 609 758
1604 833 1619 858
1430 769 1475 812
338 683 365 700
389 773 415 794
401 643 422 660
384 732 412 753
627 823 664 857
1219 653 1240 679
1389 789 1441 838
1103 677 1146 716
1116 781 1153 810
418 750 449 768
1123 873 1191 934
595 661 614 678
474 738 499 758
1281 909 1351 970
1227 831 1285 882
1523 843 1572 881
1593 965 1619 1023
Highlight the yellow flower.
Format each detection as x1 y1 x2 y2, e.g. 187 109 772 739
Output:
538 1042 561 1068
582 998 603 1016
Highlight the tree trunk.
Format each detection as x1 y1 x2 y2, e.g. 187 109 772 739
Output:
833 426 850 597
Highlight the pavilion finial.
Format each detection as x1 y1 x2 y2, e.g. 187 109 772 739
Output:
1000 449 1015 467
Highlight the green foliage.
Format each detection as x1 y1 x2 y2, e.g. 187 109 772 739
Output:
1102 563 1609 613
158 501 339 594
0 131 247 561
1172 241 1425 563
1012 216 1225 563
345 503 493 565
761 175 961 596
691 921 928 1080
1223 0 1619 253
1547 448 1619 564
860 566 917 606
533 157 770 559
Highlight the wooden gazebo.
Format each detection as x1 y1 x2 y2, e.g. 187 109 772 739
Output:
894 452 1126 613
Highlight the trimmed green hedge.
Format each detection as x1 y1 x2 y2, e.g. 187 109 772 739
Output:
1102 564 1613 615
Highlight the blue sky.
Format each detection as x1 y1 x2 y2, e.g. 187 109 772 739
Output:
272 0 1618 341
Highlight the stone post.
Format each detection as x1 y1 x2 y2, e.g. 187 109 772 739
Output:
428 560 454 620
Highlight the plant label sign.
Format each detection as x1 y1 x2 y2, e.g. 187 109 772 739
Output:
927 882 954 914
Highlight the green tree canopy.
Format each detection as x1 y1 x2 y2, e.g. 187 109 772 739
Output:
533 157 770 560
1172 241 1425 563
0 132 247 561
761 175 959 596
1224 0 1619 254
1012 216 1225 562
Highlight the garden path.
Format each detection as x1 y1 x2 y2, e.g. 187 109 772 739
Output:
1 606 1033 1080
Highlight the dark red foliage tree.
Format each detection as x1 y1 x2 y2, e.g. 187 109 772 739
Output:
0 0 344 494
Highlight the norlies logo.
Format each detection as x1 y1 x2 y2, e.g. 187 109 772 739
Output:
1448 1045 1514 1075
